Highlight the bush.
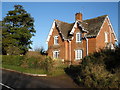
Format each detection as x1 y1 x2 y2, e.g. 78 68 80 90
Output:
21 53 45 68
21 55 54 73
2 55 24 66
79 62 119 88
21 56 39 68
40 56 54 73
65 48 120 88
2 54 67 76
64 65 82 85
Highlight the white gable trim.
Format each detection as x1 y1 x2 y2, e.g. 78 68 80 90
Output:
78 23 88 32
106 16 118 41
70 21 78 34
97 16 117 41
97 16 107 37
46 21 56 44
70 21 88 35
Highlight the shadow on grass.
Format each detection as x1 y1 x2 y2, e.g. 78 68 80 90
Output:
64 65 83 86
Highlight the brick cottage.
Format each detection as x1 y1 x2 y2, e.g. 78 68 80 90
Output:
46 13 117 64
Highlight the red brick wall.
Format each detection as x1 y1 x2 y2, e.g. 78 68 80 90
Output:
87 38 96 54
64 40 69 61
96 18 116 51
71 28 87 63
48 26 65 60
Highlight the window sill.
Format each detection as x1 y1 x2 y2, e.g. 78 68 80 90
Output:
54 44 59 45
76 41 82 43
105 41 108 43
75 58 81 60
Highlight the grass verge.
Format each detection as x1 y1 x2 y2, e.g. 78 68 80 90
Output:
2 64 47 74
2 64 67 76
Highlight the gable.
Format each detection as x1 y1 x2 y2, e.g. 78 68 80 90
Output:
106 16 117 41
70 21 88 35
46 21 56 43
97 16 117 41
82 15 107 37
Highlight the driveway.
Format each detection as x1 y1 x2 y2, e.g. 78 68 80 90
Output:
1 69 80 89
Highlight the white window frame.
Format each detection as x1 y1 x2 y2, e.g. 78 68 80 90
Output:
53 50 59 58
75 49 83 60
110 43 114 50
105 32 108 43
76 32 82 43
54 36 59 45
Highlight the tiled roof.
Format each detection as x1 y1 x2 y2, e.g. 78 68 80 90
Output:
83 15 107 37
54 15 107 39
55 19 74 39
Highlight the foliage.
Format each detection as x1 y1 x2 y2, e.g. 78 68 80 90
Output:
2 5 36 55
65 48 120 88
2 55 24 66
48 59 68 76
2 54 54 72
21 56 40 68
2 54 67 76
40 56 54 73
34 47 47 55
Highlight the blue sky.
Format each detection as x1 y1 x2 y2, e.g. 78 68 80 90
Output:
2 2 118 50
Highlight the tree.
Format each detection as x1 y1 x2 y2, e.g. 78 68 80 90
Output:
34 46 47 55
2 5 36 55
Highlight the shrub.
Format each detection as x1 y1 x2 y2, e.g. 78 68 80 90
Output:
2 55 24 66
22 55 54 72
21 56 39 68
2 54 67 76
40 56 54 72
65 48 120 88
64 65 82 85
79 48 120 88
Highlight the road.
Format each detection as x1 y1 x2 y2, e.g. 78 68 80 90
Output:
1 69 80 89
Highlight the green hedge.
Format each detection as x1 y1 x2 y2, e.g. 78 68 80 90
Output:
65 48 120 88
2 55 66 75
2 55 24 66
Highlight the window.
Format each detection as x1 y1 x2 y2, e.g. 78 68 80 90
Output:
75 49 82 60
105 32 108 43
110 44 114 50
53 51 59 58
76 32 81 42
54 36 58 45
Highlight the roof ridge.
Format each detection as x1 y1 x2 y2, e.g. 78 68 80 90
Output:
54 19 74 25
83 15 108 21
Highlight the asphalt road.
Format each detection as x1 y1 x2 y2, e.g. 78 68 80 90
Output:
1 69 79 89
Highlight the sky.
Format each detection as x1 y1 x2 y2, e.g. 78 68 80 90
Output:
1 2 119 50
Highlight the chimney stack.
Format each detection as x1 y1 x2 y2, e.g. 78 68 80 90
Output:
75 13 82 22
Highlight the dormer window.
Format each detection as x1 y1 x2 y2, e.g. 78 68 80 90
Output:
76 32 82 42
54 36 58 45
